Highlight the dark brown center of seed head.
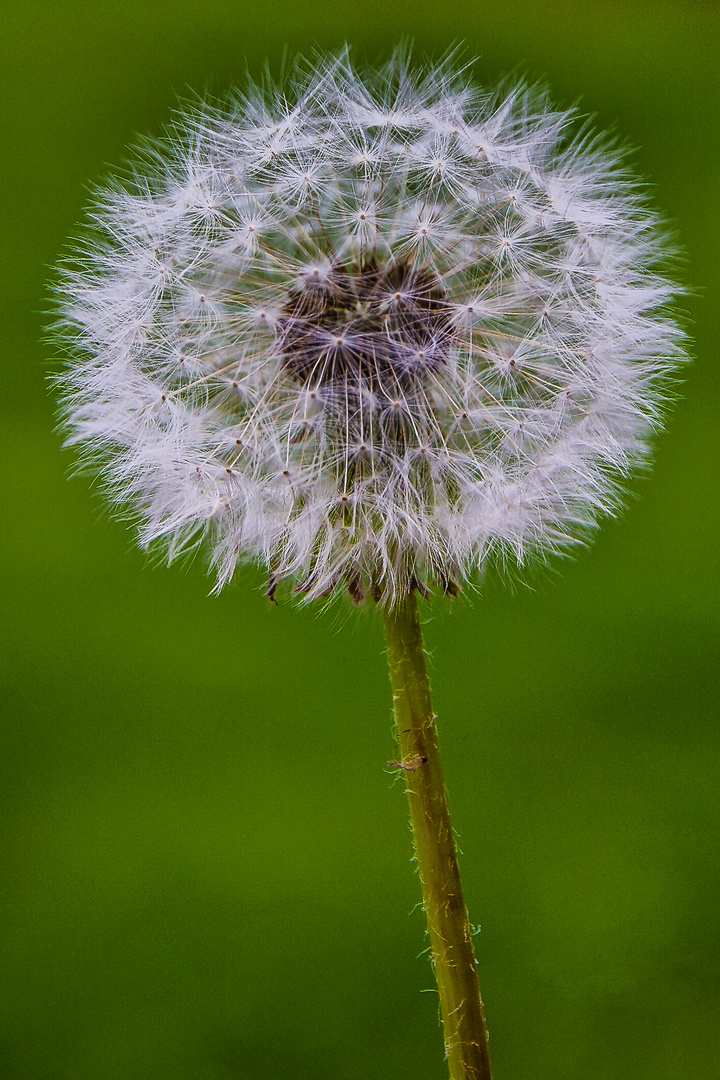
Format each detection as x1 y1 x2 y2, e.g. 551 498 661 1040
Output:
277 259 449 394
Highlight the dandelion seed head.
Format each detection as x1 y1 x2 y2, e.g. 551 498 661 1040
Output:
54 48 688 605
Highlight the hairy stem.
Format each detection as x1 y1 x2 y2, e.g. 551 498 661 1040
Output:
384 591 492 1080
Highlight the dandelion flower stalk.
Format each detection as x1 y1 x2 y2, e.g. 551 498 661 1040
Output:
385 590 492 1080
53 47 687 1078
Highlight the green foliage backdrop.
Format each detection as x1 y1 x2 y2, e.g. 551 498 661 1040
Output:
1 2 718 1077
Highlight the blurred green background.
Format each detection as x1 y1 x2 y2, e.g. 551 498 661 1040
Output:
2 1 719 1077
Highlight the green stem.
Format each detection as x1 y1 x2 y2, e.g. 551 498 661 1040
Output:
384 591 493 1080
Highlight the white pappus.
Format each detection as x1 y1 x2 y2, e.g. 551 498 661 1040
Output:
54 48 688 605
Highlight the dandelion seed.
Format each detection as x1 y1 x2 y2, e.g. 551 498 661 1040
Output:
54 48 687 610
51 49 690 1080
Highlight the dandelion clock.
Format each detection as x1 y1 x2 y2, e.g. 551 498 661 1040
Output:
54 49 687 1080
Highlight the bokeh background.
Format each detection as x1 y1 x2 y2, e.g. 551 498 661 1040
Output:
2 1 719 1077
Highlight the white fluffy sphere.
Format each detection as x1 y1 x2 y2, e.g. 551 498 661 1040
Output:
55 50 687 604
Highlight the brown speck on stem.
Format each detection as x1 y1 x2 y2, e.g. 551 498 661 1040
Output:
387 753 428 771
